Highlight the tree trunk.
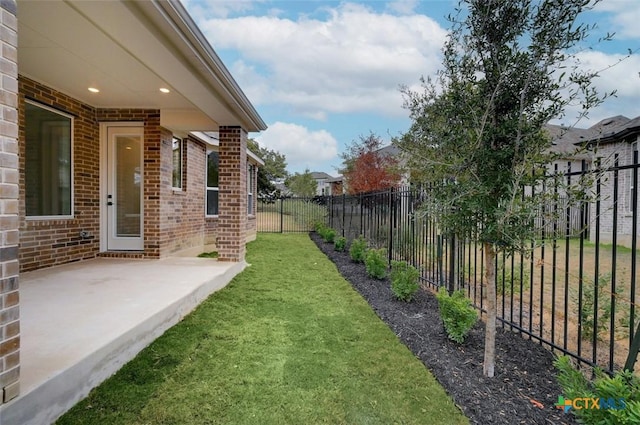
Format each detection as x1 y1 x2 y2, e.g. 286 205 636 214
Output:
483 242 497 377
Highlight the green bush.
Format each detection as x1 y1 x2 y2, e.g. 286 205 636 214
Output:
390 261 420 302
435 287 478 343
365 248 388 280
322 228 337 244
314 221 327 233
314 222 336 244
349 235 368 263
334 236 347 252
554 355 640 424
573 273 622 341
496 259 531 295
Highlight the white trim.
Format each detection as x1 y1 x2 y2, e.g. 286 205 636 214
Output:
172 137 183 190
100 122 145 252
24 100 75 219
205 149 220 218
248 149 265 166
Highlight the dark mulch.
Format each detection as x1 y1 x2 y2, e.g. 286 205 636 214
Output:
310 232 578 425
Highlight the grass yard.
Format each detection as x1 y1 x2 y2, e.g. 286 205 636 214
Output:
57 234 467 425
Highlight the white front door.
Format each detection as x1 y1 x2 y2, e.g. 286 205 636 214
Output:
105 125 144 250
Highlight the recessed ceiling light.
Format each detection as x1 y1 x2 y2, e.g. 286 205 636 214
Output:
159 87 170 93
88 87 100 93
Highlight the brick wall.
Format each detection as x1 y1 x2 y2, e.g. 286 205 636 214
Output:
217 126 247 261
0 0 19 403
96 109 162 258
18 82 254 269
18 78 101 271
158 133 207 255
589 140 639 246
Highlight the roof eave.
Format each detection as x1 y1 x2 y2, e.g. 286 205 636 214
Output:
152 0 267 132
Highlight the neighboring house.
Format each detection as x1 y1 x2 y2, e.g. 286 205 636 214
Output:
378 144 409 186
0 0 266 407
545 123 594 173
326 176 345 195
546 115 640 246
311 171 334 196
583 116 640 246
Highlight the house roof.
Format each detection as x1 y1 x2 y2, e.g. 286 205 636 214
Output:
587 115 640 144
17 0 266 133
545 124 593 160
310 172 334 180
377 145 401 157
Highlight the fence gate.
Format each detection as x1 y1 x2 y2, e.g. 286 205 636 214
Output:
257 196 328 233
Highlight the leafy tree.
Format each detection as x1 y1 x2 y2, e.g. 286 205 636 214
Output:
396 0 612 377
340 133 402 194
247 139 288 198
285 169 317 197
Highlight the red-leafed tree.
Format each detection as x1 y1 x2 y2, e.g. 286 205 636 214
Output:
340 133 402 194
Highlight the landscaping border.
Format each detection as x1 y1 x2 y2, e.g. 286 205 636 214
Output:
311 232 578 425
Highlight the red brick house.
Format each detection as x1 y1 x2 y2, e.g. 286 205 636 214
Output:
0 0 265 409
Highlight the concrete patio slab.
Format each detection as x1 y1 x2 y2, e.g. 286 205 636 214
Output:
0 257 245 425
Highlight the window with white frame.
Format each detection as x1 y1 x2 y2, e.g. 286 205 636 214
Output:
247 163 255 215
25 101 73 217
172 137 182 189
206 151 219 216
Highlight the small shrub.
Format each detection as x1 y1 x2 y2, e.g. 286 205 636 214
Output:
334 236 347 252
496 259 531 295
555 355 640 425
349 235 368 263
365 248 387 279
322 228 336 243
435 287 478 343
390 260 420 301
573 273 622 341
314 222 336 243
314 221 327 233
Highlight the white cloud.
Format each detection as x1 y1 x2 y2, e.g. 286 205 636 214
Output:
255 122 339 172
197 2 447 120
386 0 419 15
592 0 640 39
556 50 640 127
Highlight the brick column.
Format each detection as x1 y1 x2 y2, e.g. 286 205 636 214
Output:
0 0 19 404
218 126 247 261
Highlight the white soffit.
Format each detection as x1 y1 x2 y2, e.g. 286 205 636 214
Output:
17 0 265 132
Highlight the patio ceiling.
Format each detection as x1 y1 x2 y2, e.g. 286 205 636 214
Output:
17 0 266 133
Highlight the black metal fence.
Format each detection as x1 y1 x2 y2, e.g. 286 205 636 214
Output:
257 196 327 233
259 157 640 374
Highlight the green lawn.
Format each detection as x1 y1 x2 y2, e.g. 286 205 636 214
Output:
57 234 467 425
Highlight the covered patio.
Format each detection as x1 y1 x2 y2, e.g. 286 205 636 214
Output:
0 256 245 425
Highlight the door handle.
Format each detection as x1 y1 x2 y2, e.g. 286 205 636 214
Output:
107 194 113 206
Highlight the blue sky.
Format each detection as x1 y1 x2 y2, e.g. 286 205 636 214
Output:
182 0 640 175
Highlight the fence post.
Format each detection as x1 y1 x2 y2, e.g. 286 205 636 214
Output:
359 193 364 237
342 194 346 237
279 197 284 233
388 188 394 264
448 233 455 294
437 234 444 288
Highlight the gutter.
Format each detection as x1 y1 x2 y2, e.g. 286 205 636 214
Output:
145 0 267 132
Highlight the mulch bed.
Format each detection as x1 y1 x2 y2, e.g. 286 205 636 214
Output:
310 232 578 425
